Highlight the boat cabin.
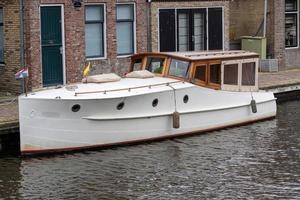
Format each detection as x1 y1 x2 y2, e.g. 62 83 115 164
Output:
129 51 259 92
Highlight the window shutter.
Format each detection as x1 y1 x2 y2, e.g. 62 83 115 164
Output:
208 8 223 50
159 9 176 52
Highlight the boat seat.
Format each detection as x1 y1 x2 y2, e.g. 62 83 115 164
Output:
126 70 154 79
82 73 121 83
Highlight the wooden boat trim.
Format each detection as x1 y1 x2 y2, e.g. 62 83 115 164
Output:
131 51 259 62
21 115 276 157
82 98 276 121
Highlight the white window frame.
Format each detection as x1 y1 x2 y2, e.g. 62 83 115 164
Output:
116 2 136 58
285 0 299 49
85 3 107 60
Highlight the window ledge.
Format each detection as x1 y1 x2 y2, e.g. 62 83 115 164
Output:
285 47 299 50
86 57 107 61
117 54 132 59
0 63 5 67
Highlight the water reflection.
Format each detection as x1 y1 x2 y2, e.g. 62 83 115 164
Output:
0 157 21 199
0 101 300 199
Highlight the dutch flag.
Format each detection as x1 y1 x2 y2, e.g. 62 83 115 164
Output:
15 68 29 80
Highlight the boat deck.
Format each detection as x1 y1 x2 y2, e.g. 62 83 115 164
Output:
24 77 193 100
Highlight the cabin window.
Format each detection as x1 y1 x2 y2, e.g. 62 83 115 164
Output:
194 65 206 82
132 58 142 71
169 59 190 78
145 57 165 74
224 64 238 85
209 64 221 84
85 5 105 58
116 4 135 55
285 0 299 48
242 62 256 86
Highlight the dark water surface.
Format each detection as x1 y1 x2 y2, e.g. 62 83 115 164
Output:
1 101 300 199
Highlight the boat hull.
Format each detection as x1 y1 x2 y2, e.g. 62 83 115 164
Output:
19 88 276 155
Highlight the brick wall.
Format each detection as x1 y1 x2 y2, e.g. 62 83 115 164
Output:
230 0 291 70
229 0 264 43
150 1 230 52
24 0 148 90
0 0 21 94
268 0 286 70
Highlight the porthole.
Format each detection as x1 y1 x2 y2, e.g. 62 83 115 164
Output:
152 98 159 107
117 102 125 110
72 104 81 112
183 95 189 103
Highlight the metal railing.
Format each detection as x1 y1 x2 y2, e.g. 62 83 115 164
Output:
74 80 184 96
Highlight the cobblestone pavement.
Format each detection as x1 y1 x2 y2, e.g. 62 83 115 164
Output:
0 69 300 128
259 69 300 89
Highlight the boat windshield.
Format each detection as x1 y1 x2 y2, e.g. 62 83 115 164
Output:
145 57 165 74
168 59 190 78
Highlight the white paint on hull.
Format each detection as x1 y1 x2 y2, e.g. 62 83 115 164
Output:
19 77 277 154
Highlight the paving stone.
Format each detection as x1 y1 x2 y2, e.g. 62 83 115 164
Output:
259 69 300 89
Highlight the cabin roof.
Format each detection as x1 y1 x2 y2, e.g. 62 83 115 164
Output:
132 50 259 61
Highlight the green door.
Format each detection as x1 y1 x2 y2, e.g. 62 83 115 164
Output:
41 6 63 86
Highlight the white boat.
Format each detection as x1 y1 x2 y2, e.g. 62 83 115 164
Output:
19 51 277 155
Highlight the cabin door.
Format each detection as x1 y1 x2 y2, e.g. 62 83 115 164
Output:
41 6 64 87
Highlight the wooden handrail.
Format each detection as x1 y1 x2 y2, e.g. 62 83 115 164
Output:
74 80 184 96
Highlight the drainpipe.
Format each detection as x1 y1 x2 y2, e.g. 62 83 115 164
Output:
19 0 25 93
146 0 152 52
263 0 267 37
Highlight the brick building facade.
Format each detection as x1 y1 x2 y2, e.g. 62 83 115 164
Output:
0 0 22 94
23 0 232 90
229 0 264 49
150 0 230 52
230 0 300 71
24 0 148 89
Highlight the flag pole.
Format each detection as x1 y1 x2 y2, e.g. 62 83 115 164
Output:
24 77 27 97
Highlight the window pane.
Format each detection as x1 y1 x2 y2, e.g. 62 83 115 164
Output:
194 65 206 82
0 26 3 62
0 9 3 23
224 64 238 85
193 12 205 51
146 57 165 74
178 13 189 51
0 8 3 62
242 62 256 86
86 6 103 21
117 22 133 55
285 14 298 47
132 58 142 71
85 23 103 57
209 64 221 84
169 59 190 78
117 4 133 20
286 0 298 12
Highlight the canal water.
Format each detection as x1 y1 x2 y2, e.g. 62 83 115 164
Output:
0 100 299 199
